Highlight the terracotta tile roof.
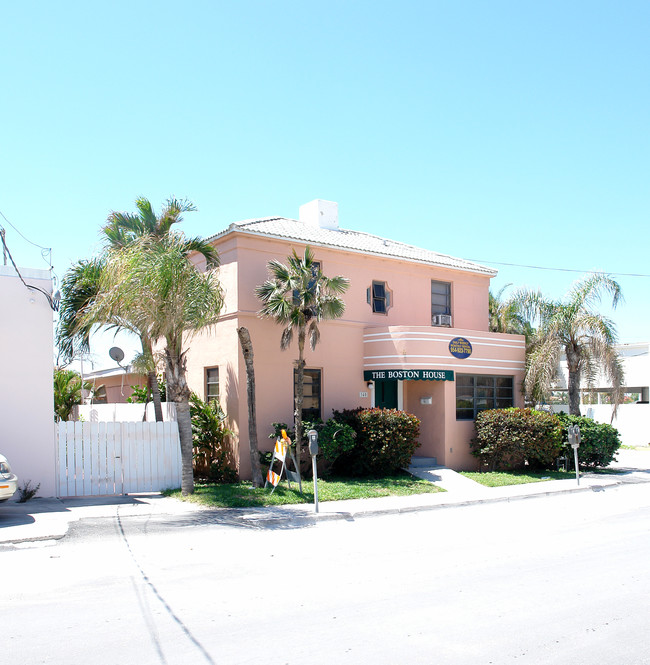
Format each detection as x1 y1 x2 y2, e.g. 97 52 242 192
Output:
206 216 496 276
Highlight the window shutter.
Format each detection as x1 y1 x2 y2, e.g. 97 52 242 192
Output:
366 287 371 304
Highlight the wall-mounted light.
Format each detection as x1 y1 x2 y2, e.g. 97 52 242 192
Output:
420 396 432 405
366 380 374 389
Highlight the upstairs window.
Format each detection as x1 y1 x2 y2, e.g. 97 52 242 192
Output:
205 367 220 403
431 280 451 316
367 281 391 314
293 261 321 304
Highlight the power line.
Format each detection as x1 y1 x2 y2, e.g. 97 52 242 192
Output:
469 258 650 278
0 230 59 311
0 208 53 268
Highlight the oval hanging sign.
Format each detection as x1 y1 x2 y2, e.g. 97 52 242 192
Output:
449 336 472 359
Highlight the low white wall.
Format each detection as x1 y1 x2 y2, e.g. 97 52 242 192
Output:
76 402 177 423
550 404 650 447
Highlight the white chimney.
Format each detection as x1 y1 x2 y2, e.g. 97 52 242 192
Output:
299 199 339 230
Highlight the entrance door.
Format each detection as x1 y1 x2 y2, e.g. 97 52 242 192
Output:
375 379 398 409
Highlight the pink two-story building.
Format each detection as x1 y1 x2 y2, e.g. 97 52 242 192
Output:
186 200 526 478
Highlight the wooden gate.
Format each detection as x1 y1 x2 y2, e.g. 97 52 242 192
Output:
56 421 182 497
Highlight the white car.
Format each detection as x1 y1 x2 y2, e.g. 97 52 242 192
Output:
0 454 18 502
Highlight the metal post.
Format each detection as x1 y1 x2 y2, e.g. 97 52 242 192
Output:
312 454 319 513
307 429 319 513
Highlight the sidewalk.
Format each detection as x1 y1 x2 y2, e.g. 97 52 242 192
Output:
1 449 648 544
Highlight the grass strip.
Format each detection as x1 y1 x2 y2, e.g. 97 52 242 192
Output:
164 471 444 508
460 470 576 487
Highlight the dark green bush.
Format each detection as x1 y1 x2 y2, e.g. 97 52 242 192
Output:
266 419 355 477
471 408 563 471
190 394 237 483
335 408 421 476
555 413 621 468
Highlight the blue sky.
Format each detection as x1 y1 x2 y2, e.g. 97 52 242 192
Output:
2 1 648 368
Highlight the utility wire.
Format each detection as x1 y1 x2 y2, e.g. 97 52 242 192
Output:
0 208 53 269
0 230 59 311
469 258 650 278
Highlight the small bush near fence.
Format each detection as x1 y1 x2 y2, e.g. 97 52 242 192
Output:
190 394 237 483
555 412 621 468
471 408 563 471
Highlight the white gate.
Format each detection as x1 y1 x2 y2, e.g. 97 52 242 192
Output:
56 421 182 497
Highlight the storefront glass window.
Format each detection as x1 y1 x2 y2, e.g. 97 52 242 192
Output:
456 375 513 419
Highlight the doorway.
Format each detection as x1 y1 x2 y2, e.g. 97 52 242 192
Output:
375 379 398 409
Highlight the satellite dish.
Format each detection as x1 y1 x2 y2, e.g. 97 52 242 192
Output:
109 346 125 364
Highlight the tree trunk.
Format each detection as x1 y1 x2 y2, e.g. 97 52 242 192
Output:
566 346 582 416
165 347 193 495
237 326 264 487
176 399 194 495
294 328 306 471
149 370 164 422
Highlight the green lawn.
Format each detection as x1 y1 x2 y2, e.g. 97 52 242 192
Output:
460 470 576 487
164 471 445 508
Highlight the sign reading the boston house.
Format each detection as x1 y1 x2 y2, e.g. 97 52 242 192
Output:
363 369 454 381
449 336 472 359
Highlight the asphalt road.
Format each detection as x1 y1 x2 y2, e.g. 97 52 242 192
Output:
3 482 650 665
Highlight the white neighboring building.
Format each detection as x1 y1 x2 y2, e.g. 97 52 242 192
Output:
0 266 56 496
551 342 649 446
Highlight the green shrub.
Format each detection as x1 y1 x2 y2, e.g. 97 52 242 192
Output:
190 394 237 483
471 408 563 471
555 413 621 468
266 419 355 477
335 408 421 477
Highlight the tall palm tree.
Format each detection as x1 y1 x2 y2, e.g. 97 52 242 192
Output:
57 197 218 422
256 246 349 468
516 273 624 417
82 234 224 495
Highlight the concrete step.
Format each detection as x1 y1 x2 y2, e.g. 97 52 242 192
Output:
409 456 438 468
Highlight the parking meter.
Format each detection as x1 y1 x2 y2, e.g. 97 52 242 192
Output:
307 430 319 513
308 429 319 456
568 425 581 485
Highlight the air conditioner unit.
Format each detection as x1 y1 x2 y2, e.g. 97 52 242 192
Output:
432 314 452 327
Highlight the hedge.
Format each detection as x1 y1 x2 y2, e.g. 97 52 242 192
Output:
555 413 621 468
471 408 563 471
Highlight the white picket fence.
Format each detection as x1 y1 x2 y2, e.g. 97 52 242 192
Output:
56 421 182 497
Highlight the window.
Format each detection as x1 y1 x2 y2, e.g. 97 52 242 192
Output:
294 368 322 420
367 281 391 313
205 367 219 403
456 375 513 420
293 261 321 304
431 280 451 319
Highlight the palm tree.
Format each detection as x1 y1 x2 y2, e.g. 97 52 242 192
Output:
489 283 533 340
53 368 97 422
57 197 218 422
256 247 349 468
516 273 624 417
81 234 224 495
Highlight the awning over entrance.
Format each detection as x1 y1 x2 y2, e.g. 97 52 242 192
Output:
364 369 454 381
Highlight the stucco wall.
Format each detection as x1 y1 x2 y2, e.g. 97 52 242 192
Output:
0 266 55 496
184 230 525 477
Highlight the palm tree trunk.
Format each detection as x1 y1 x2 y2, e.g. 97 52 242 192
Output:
294 329 306 471
165 347 194 495
175 399 194 495
149 370 164 422
237 326 264 487
566 348 582 416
